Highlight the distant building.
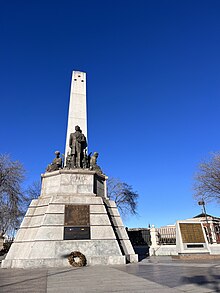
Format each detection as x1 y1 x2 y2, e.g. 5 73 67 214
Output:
149 213 220 256
187 213 220 244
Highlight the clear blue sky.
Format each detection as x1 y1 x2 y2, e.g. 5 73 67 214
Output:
1 0 220 228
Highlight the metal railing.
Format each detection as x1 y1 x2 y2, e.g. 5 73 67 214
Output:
156 227 176 245
127 228 151 246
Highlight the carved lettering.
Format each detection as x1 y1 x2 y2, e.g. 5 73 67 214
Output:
180 223 205 243
69 174 88 184
64 205 90 226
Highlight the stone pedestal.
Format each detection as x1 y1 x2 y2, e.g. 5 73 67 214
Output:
2 170 138 268
176 220 210 255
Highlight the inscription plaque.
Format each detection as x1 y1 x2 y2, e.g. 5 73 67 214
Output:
64 205 90 240
180 223 205 243
64 205 90 226
64 227 90 240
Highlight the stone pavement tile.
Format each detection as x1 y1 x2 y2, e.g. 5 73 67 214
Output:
174 283 218 292
2 263 220 293
175 279 220 292
46 266 179 293
177 269 220 292
142 257 220 266
115 263 220 291
0 268 47 293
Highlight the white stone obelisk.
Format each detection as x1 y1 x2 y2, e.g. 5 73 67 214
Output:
65 71 87 160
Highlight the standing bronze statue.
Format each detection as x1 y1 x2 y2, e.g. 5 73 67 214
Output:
69 125 87 168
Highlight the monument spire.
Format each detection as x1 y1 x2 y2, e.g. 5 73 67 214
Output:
65 71 87 159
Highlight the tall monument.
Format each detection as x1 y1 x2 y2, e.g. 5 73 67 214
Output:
65 71 87 160
2 71 138 268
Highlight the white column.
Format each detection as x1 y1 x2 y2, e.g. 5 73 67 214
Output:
65 71 87 160
149 226 159 256
150 226 158 247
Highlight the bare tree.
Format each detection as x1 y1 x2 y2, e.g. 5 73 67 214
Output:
23 180 41 211
194 152 220 203
26 180 41 200
0 154 25 236
107 177 139 218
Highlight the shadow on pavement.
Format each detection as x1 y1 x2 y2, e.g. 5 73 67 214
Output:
0 267 81 290
180 265 220 292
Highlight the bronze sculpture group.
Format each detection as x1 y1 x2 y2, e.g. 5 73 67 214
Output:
46 125 103 174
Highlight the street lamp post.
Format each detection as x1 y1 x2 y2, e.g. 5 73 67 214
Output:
198 200 213 244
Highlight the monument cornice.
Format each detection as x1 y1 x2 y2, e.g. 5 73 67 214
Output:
41 169 108 180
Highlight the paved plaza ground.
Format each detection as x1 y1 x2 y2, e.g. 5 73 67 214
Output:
1 257 220 292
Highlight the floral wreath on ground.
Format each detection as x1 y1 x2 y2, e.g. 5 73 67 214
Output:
68 251 87 267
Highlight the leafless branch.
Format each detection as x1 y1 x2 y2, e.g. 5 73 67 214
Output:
107 177 139 218
194 152 220 203
0 154 25 235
